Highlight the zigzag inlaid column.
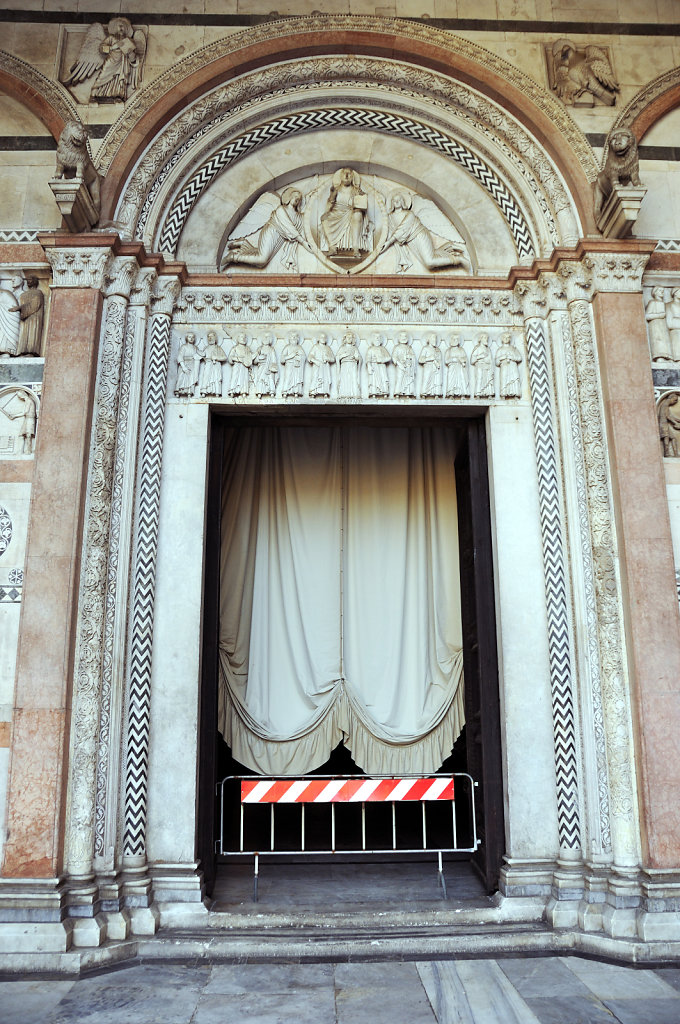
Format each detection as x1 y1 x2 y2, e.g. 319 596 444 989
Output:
524 310 582 856
123 276 180 868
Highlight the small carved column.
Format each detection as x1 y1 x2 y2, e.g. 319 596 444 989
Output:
1 246 111 905
62 255 140 945
121 274 180 928
588 247 680 875
518 280 583 873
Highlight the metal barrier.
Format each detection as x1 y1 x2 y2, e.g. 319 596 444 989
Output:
216 773 479 900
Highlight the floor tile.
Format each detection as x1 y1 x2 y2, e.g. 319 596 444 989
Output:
204 961 334 995
0 980 76 1024
498 957 593 998
47 982 203 1024
523 994 619 1024
561 957 678 1000
194 989 337 1024
335 961 436 1023
453 960 542 1023
602 997 680 1024
654 968 680 994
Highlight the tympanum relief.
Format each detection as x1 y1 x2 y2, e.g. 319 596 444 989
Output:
60 18 147 104
547 40 619 107
220 170 470 276
172 328 524 403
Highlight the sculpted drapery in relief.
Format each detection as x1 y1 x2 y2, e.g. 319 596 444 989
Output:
62 18 147 103
220 171 470 277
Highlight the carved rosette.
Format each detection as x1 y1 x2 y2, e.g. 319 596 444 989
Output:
46 248 113 291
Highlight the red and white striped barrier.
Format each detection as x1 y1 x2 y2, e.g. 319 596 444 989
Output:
241 777 455 804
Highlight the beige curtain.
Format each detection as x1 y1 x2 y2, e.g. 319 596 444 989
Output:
218 425 464 775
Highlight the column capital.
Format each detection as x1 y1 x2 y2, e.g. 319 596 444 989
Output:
151 276 181 318
583 251 650 295
45 247 113 291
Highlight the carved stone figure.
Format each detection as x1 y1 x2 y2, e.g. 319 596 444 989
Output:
419 332 443 398
337 330 361 398
200 331 227 397
381 192 469 273
174 333 201 397
11 278 44 357
0 388 37 455
445 335 469 398
63 18 146 102
594 129 642 216
308 332 335 397
393 331 417 397
221 188 315 272
666 289 680 362
0 276 22 357
366 335 391 398
228 332 253 396
320 168 368 259
253 332 279 397
281 333 306 397
551 39 619 107
647 288 672 361
495 332 523 398
471 334 495 398
659 392 680 457
53 120 101 213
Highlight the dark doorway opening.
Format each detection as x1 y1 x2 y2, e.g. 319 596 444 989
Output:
197 411 504 898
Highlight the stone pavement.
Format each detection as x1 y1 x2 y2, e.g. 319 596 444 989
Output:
1 956 680 1024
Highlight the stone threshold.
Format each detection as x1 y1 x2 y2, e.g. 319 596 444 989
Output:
3 925 680 977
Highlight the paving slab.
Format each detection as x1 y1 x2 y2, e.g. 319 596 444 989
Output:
335 961 436 1023
602 998 680 1024
523 994 620 1024
452 961 542 1023
497 956 592 998
654 967 680 994
562 957 679 1000
0 979 76 1024
204 961 335 995
193 988 337 1024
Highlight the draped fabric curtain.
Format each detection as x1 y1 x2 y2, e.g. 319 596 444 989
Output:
218 424 464 776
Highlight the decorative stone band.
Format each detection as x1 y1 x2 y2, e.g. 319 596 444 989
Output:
156 108 535 261
123 276 180 861
525 316 581 854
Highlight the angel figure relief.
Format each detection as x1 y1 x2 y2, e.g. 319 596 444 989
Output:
221 188 323 273
63 18 147 103
377 192 470 273
550 39 619 107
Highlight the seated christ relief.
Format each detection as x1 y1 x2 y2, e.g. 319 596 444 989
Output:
219 168 471 276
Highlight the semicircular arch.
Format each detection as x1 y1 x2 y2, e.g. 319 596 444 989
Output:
98 16 598 236
0 51 78 139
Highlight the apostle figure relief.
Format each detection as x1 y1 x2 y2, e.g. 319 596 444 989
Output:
219 169 471 276
172 328 524 403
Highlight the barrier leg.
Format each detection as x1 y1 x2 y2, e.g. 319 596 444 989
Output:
437 851 447 900
254 853 259 902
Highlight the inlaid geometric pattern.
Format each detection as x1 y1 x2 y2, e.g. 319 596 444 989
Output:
123 313 172 858
157 108 535 260
525 319 581 852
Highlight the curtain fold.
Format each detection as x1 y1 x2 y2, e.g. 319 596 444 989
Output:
218 424 464 776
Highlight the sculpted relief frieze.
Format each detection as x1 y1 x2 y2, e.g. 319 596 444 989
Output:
221 170 470 276
171 322 525 405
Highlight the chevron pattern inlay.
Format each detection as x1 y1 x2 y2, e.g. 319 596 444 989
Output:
123 313 172 858
525 319 581 852
157 108 534 260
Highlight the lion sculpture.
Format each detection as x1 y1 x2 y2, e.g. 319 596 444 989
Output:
594 128 642 215
54 120 101 215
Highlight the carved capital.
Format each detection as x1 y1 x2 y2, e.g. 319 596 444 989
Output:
514 279 548 320
151 275 181 317
557 259 593 305
129 267 157 308
46 247 113 290
583 252 649 294
103 256 139 300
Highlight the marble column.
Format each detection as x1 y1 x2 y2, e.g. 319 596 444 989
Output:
590 255 680 872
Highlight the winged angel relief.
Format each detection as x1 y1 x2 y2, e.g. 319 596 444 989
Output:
219 169 471 276
62 18 147 103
